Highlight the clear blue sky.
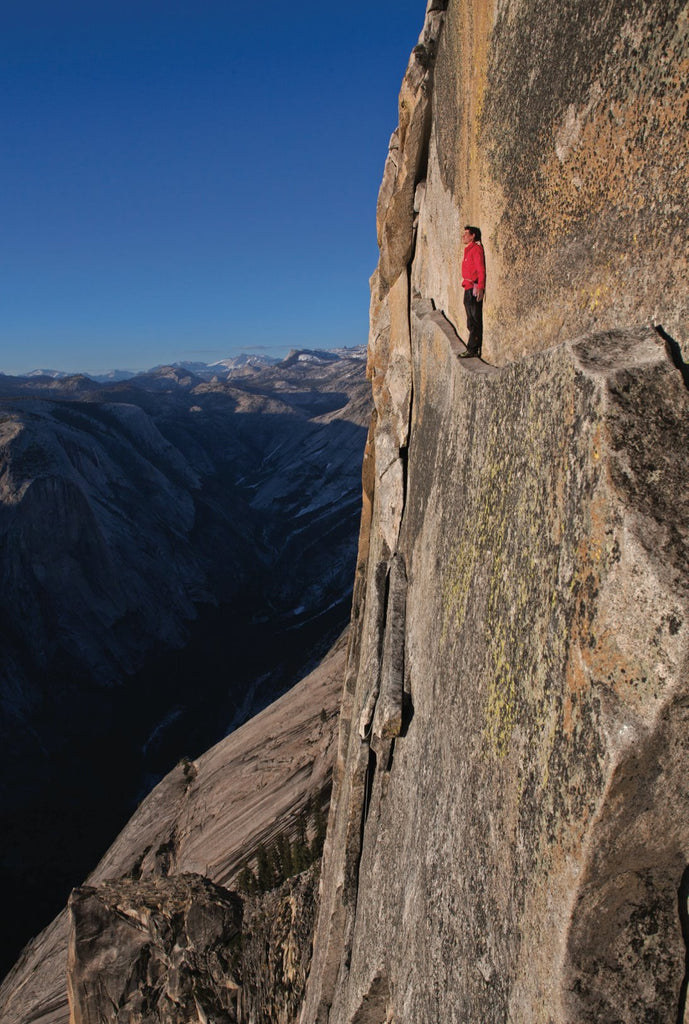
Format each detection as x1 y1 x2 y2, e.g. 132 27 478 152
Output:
0 0 426 375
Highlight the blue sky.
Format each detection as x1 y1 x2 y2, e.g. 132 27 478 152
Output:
0 1 426 375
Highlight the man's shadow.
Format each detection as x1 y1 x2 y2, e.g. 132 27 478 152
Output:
656 324 689 390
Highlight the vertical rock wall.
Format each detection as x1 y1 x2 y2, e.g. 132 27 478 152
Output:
302 1 689 1022
413 0 689 366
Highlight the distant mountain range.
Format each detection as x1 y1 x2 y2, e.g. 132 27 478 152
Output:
9 346 366 385
0 346 370 974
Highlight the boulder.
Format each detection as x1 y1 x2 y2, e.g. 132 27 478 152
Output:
67 874 242 1024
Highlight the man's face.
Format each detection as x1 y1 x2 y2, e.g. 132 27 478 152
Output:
463 228 474 245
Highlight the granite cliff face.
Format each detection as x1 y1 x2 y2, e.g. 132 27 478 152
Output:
304 323 689 1024
410 0 688 366
302 2 689 1022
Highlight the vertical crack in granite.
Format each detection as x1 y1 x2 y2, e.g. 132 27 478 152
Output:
300 9 447 1022
368 2 446 558
677 866 689 1023
357 561 390 741
371 554 407 746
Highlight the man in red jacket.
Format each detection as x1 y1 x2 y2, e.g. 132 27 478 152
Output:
459 225 486 358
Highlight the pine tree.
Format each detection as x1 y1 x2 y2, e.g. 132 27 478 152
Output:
236 864 257 895
277 832 292 880
291 835 310 873
311 802 327 859
256 843 272 892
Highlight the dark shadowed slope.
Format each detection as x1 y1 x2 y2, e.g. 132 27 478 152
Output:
0 349 369 975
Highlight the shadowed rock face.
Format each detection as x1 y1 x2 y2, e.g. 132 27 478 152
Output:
67 869 322 1024
239 868 321 1024
0 352 368 976
0 634 345 1024
67 875 244 1024
64 877 320 1024
302 2 689 1022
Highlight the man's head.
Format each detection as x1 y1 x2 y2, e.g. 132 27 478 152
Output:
463 225 481 243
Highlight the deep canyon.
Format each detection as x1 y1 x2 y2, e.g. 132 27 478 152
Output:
0 350 369 976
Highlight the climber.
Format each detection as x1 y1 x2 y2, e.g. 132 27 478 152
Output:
459 225 486 359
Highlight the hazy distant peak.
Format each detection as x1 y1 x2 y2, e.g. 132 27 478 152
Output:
328 346 367 360
90 369 139 383
280 349 339 367
26 368 70 379
136 365 204 389
51 374 96 391
209 354 279 370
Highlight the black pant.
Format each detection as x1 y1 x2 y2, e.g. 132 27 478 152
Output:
463 288 483 355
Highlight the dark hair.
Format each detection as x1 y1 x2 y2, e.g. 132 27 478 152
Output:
464 224 482 243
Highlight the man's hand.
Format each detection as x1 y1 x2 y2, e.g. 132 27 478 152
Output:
475 288 485 301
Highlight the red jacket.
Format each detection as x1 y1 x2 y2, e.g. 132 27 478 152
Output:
461 241 486 291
